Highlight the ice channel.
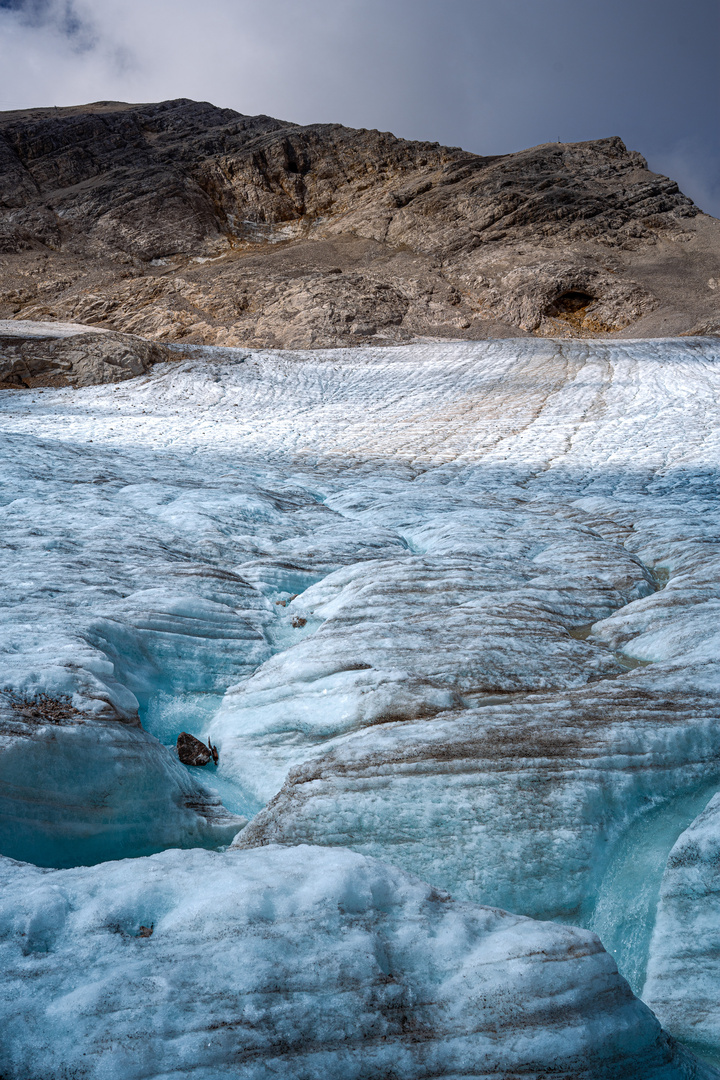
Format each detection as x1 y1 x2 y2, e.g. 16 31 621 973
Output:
585 781 720 996
137 691 258 817
101 572 720 1018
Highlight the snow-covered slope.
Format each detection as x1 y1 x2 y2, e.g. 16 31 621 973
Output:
2 337 720 1074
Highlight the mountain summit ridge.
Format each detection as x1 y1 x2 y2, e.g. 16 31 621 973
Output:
0 97 718 346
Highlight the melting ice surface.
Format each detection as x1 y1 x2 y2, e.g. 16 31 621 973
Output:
138 691 263 817
586 780 720 995
2 337 720 1076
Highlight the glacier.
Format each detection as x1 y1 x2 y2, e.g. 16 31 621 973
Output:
0 691 244 867
2 336 720 1076
1 844 709 1080
644 791 720 1066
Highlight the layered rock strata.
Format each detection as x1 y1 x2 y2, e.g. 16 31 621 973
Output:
0 98 718 345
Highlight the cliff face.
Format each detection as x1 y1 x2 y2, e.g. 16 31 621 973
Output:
0 97 718 346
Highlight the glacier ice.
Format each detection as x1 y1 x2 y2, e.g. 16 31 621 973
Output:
0 843 713 1080
208 511 655 804
2 336 720 1072
644 791 720 1065
234 671 720 926
0 692 244 867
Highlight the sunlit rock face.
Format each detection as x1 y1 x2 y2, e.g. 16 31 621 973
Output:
2 100 717 344
2 337 720 1073
0 844 711 1080
0 320 171 388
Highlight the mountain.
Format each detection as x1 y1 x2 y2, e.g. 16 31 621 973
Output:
0 97 718 347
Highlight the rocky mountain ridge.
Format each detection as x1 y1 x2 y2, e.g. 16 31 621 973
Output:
0 97 718 346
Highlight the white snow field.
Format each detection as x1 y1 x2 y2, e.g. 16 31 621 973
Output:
2 336 720 1076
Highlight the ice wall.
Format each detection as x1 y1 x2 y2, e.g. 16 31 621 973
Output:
0 695 244 867
644 792 720 1064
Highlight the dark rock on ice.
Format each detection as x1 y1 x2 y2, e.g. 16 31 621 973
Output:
176 731 216 767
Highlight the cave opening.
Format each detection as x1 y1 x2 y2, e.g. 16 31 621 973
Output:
548 290 594 316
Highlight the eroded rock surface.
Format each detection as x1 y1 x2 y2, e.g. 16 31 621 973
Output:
0 98 718 345
0 318 171 387
176 730 213 766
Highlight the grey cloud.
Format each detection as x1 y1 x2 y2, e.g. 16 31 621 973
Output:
0 0 94 44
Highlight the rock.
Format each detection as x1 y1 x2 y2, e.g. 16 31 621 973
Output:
0 844 714 1080
176 730 213 766
0 319 173 388
0 98 718 345
490 260 658 333
681 317 720 336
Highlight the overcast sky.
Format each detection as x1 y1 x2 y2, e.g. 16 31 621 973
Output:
0 0 718 216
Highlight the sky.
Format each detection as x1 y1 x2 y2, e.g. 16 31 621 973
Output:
0 0 718 216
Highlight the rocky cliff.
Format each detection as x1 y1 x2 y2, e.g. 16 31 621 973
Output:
0 97 718 346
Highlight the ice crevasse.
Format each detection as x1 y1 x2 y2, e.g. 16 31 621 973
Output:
2 337 720 1076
